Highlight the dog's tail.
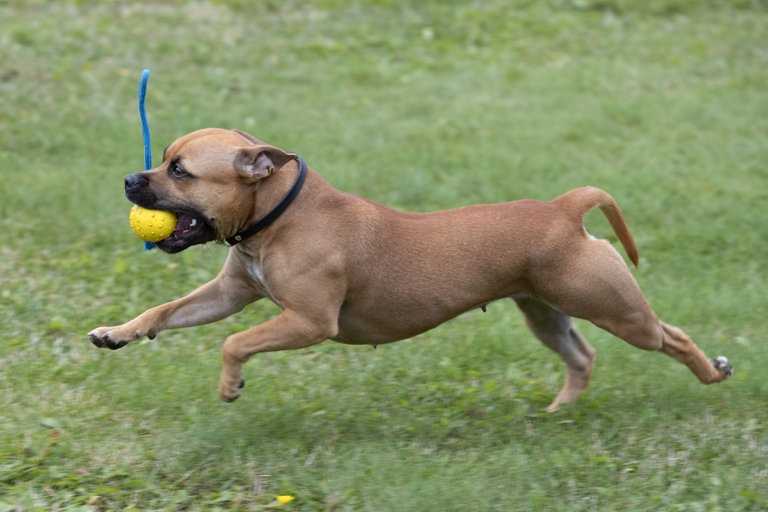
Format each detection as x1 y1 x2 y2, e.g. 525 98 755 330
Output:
553 186 639 267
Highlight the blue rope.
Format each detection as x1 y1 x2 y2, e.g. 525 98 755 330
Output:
138 69 156 250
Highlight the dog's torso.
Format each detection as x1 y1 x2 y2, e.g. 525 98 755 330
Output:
230 170 583 345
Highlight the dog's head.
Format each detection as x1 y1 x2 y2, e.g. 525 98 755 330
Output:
124 128 295 253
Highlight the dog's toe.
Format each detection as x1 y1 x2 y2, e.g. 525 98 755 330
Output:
220 391 241 403
88 329 114 348
88 332 104 348
108 339 129 351
711 356 733 377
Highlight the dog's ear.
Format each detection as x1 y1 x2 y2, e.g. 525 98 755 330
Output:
234 145 295 181
231 129 261 145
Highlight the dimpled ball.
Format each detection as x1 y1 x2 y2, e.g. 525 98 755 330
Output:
129 205 177 242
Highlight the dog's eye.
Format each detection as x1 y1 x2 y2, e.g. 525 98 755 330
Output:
169 162 189 179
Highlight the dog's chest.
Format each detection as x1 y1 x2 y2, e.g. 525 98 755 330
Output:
246 260 273 298
247 260 264 282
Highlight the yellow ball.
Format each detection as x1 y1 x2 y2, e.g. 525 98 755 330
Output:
129 205 177 242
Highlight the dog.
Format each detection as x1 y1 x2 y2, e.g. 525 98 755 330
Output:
89 128 732 411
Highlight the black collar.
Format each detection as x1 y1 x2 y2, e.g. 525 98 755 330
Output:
225 153 307 246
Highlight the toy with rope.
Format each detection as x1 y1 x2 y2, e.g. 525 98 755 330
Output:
128 69 177 249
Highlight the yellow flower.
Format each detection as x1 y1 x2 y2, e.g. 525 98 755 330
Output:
276 495 295 504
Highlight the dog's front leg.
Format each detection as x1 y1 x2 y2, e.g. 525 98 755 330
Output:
219 309 338 402
89 273 257 350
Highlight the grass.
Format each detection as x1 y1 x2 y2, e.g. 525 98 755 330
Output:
1 0 767 510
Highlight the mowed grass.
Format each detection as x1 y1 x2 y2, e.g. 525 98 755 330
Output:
1 0 767 510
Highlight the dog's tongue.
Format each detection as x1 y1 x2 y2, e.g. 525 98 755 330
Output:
175 215 199 234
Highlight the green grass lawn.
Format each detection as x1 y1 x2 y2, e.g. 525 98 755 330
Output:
1 0 767 510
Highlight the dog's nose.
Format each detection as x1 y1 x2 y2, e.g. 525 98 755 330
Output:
125 172 149 192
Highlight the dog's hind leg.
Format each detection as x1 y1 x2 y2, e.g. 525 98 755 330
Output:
513 296 596 412
530 237 733 386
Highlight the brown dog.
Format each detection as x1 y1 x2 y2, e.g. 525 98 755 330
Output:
89 128 732 411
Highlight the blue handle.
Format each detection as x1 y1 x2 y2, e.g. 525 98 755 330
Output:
138 69 156 251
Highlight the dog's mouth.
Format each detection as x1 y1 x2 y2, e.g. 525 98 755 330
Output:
155 211 215 253
124 177 216 253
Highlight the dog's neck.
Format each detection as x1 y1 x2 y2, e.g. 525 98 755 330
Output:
227 155 307 246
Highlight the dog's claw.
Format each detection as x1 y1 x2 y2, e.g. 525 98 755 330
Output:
711 356 733 377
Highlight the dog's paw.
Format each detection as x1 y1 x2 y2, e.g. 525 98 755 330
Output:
710 356 733 378
88 326 140 350
219 377 245 403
